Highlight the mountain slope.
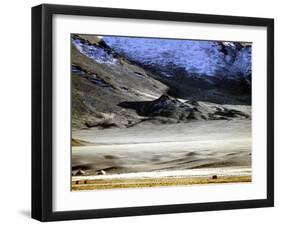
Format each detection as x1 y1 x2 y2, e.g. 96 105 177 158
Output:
71 35 168 128
102 36 252 104
71 34 251 129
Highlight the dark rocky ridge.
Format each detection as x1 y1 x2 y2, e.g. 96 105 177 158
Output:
119 95 249 123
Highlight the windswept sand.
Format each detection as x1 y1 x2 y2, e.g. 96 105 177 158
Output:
72 119 251 190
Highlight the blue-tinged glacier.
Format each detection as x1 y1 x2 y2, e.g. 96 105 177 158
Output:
102 36 252 79
72 36 118 65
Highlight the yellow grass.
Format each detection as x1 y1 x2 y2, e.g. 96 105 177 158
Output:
72 175 251 191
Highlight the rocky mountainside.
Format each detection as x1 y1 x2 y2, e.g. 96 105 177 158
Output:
71 34 251 129
103 36 252 104
71 34 168 128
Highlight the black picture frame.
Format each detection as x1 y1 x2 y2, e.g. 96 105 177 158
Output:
32 4 274 222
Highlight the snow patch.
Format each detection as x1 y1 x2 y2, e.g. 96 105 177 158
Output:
102 36 252 79
72 37 119 65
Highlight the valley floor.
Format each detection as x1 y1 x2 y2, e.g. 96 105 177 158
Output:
72 119 251 190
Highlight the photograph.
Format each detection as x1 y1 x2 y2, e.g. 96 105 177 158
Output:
71 34 252 191
30 3 274 221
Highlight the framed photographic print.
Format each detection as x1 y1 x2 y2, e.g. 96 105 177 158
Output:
32 4 274 221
